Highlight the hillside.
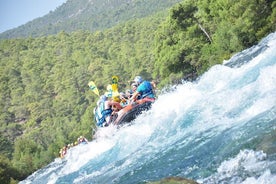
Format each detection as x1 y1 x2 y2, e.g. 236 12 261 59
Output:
0 0 182 39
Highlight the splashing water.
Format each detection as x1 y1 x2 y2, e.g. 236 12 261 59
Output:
21 32 276 184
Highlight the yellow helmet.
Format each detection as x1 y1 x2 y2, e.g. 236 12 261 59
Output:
112 95 121 102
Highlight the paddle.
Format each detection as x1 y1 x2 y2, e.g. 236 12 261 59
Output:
88 81 100 96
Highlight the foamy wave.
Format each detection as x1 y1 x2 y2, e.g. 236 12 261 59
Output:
201 149 276 184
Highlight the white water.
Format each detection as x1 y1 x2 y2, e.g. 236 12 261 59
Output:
21 32 276 184
201 150 276 184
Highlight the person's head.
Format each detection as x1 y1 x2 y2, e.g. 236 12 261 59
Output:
125 89 132 96
112 95 121 102
131 82 138 91
119 92 127 100
134 76 143 85
100 95 107 102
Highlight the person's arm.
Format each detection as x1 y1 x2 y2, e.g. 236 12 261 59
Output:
129 91 139 103
151 81 156 89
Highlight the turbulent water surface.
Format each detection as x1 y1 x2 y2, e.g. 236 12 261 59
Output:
21 32 276 184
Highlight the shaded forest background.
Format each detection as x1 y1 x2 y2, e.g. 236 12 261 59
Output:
0 0 275 183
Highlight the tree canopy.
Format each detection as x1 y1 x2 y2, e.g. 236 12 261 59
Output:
153 0 275 85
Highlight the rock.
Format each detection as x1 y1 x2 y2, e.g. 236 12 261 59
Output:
147 176 199 184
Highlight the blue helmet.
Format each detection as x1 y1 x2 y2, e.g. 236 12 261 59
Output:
134 76 143 84
100 95 107 101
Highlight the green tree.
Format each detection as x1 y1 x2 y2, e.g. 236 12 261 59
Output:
0 154 21 184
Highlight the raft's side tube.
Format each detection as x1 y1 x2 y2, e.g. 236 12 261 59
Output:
113 100 152 125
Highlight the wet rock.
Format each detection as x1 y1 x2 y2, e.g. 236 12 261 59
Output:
147 176 199 184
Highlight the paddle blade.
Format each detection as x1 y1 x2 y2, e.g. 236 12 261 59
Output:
111 75 119 92
88 81 100 96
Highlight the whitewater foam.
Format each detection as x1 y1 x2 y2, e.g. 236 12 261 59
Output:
201 149 276 184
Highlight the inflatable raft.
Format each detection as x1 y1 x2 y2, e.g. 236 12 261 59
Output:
111 98 153 125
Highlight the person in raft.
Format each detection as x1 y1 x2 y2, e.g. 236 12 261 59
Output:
94 95 122 127
129 76 156 103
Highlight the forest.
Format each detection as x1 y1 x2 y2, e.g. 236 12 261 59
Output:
0 0 275 183
0 0 182 39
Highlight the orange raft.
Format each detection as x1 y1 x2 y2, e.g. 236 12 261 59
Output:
111 98 154 126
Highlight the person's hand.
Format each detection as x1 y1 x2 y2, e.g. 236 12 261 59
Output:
127 99 131 104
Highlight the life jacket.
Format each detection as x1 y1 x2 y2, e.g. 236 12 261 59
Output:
94 100 112 127
138 81 155 99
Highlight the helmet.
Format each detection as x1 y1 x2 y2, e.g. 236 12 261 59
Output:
131 82 138 87
112 95 121 102
134 76 143 84
100 95 107 101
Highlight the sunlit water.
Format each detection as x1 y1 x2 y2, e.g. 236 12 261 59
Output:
21 32 276 184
